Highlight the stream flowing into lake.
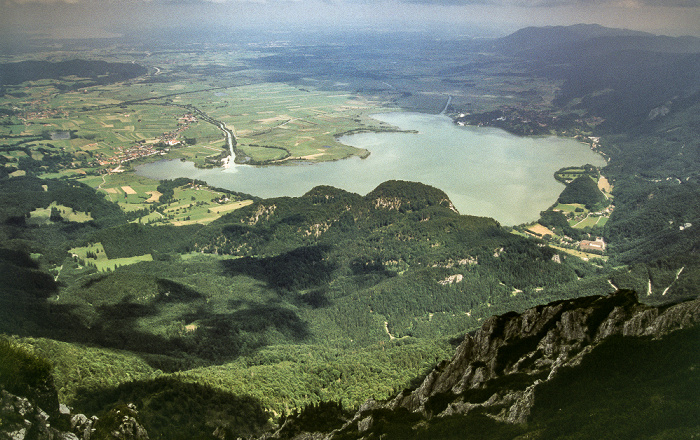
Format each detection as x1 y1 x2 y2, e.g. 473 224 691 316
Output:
136 112 606 225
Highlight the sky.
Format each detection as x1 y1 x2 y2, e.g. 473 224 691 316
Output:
1 0 699 42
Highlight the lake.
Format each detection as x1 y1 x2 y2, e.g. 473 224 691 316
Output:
136 112 606 225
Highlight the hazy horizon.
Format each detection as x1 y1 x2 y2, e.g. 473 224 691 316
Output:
1 0 699 47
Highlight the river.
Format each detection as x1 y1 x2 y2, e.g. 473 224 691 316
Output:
135 112 606 225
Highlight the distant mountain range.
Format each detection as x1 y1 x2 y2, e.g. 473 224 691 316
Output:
489 24 700 131
492 23 700 57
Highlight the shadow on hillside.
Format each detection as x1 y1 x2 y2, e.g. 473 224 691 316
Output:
220 245 337 292
1 283 308 371
72 376 272 440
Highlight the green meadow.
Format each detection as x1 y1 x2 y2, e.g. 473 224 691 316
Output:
28 201 93 225
69 242 154 272
78 172 254 226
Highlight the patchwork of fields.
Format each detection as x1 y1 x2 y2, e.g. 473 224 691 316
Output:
1 59 398 177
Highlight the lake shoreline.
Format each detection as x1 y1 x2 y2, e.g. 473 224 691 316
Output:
136 112 606 226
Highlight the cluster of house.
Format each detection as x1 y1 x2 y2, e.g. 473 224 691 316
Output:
96 143 165 166
162 113 197 146
525 225 608 256
18 105 69 123
94 113 197 167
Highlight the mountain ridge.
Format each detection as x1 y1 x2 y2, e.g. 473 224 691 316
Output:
493 24 700 57
265 290 700 439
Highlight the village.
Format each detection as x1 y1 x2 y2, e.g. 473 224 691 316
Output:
94 112 198 168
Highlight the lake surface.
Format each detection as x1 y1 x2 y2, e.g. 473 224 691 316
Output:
136 112 606 225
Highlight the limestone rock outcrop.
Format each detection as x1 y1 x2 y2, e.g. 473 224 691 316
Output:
267 290 699 439
0 388 148 440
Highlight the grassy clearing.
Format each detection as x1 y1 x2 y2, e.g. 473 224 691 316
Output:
554 203 585 213
28 202 93 225
526 224 554 237
69 242 154 272
153 185 252 225
572 214 606 228
553 202 612 230
598 176 613 194
551 245 609 262
70 242 108 260
98 255 154 271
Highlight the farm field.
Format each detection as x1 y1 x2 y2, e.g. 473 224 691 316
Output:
79 172 254 226
144 82 399 164
0 47 399 177
554 201 612 229
571 213 608 228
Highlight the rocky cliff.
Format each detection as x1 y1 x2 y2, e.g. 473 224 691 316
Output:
0 338 149 440
0 387 150 440
265 290 700 439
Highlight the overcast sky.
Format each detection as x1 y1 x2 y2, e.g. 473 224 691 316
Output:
1 0 699 42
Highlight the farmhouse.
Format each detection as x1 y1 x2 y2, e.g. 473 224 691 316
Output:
580 237 606 254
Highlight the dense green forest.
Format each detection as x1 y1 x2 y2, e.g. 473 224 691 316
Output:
1 171 697 439
0 177 615 436
2 147 699 438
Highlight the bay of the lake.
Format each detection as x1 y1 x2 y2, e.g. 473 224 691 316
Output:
136 112 606 225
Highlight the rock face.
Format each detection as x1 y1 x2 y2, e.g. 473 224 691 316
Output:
381 290 699 424
272 290 699 439
95 404 150 440
0 388 148 440
0 388 77 440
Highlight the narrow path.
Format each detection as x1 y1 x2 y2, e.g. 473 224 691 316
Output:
97 174 113 201
572 213 591 228
384 321 396 340
662 267 684 296
54 264 63 282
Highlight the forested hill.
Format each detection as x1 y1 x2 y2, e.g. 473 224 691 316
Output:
1 174 697 439
0 59 147 86
193 180 471 258
0 177 628 439
491 24 655 57
490 25 700 131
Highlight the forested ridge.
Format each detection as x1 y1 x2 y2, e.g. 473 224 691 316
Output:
0 177 618 437
1 173 697 438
